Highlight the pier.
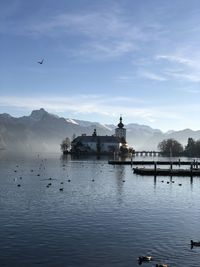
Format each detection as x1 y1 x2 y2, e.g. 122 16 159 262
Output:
108 160 199 166
109 159 200 176
133 167 200 176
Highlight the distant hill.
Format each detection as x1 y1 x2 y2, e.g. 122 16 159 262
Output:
0 108 200 152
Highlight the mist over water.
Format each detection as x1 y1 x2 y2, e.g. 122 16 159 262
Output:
0 153 200 267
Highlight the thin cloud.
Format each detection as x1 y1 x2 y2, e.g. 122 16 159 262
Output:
167 72 200 82
139 70 167 81
29 11 144 59
155 53 200 82
28 11 145 41
0 95 157 122
0 94 187 124
156 54 194 66
2 7 157 60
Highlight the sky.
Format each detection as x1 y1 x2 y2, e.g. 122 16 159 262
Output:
1 0 200 131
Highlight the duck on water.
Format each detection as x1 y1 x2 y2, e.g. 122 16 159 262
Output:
191 240 200 247
138 255 152 264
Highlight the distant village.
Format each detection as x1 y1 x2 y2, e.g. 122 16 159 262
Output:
61 116 133 155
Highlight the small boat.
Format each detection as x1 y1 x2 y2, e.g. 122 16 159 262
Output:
191 240 200 247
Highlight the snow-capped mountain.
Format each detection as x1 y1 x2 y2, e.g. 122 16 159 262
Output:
0 108 200 152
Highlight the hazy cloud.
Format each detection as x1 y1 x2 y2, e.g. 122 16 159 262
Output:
0 94 190 125
156 54 194 66
1 6 160 60
0 95 159 122
139 70 167 81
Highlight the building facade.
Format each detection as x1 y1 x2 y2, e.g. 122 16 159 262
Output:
71 131 120 154
70 116 127 155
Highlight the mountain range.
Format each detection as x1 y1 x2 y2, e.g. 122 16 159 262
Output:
0 108 200 153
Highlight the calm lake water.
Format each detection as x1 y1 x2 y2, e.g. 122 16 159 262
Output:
0 153 200 267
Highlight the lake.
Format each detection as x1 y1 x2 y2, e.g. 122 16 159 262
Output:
0 153 200 267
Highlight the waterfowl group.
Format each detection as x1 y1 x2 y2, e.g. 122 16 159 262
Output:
160 179 184 187
138 255 168 266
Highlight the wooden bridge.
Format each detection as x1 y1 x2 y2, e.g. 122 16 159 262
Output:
134 151 161 157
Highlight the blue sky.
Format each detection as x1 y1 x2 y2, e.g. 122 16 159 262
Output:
1 0 200 131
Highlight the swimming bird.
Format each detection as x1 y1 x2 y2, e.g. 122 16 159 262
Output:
138 255 152 264
59 188 64 191
37 59 44 64
156 264 168 267
191 240 200 247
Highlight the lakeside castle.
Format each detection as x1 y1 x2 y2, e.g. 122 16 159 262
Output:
70 116 129 155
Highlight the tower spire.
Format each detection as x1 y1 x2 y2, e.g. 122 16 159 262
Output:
118 115 124 128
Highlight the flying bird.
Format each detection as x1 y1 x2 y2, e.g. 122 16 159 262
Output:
37 59 44 64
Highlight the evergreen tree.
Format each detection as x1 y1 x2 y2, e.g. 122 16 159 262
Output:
184 138 196 157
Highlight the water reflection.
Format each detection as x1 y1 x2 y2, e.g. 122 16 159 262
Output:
2 153 200 266
114 165 125 204
154 175 157 188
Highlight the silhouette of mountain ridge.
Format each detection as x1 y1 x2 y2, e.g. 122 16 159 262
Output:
0 108 199 152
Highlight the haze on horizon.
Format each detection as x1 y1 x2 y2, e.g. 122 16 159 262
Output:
1 0 200 132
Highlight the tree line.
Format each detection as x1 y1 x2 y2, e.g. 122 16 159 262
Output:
158 137 200 157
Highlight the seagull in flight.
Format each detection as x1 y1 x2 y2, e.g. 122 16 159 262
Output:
37 59 44 64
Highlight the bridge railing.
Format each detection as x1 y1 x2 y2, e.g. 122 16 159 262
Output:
134 151 161 157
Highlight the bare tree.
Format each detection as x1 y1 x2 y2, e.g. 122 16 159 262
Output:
158 138 183 156
60 137 71 153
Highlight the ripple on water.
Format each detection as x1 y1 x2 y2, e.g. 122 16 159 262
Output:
1 155 200 266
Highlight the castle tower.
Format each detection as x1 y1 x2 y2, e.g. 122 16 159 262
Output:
115 116 126 143
92 128 97 136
